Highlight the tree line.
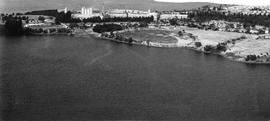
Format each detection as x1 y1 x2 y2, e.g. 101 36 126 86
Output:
25 10 59 17
188 10 270 28
75 16 154 23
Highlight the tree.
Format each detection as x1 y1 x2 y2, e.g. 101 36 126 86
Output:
204 45 215 52
216 43 227 52
139 22 148 28
245 55 257 61
178 30 184 36
4 19 24 35
195 42 202 47
169 18 179 26
38 16 45 22
127 37 134 44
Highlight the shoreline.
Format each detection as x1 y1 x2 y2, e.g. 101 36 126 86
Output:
2 24 269 64
88 28 270 64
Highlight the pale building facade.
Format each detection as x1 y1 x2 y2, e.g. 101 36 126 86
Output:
160 14 188 20
81 7 93 16
107 9 155 18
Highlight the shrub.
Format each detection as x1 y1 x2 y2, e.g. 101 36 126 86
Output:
178 31 184 36
50 28 56 33
38 16 45 22
195 42 202 47
69 23 79 29
216 43 227 52
139 22 148 28
127 37 134 44
245 55 257 61
240 35 247 39
204 45 215 52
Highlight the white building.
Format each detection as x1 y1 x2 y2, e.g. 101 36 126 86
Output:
106 9 155 18
58 7 68 14
81 7 93 16
73 7 102 18
64 7 68 14
73 8 159 20
160 13 188 20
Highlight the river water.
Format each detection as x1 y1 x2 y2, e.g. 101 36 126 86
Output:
1 35 270 120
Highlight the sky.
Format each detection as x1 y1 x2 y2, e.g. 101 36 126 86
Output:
154 0 270 6
1 0 269 13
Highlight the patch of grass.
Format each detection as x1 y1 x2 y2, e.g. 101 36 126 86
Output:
120 29 178 44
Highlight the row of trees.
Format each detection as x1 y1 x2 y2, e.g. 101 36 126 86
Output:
79 16 154 23
101 32 135 44
245 55 258 61
1 14 29 22
24 27 71 34
203 35 247 53
55 11 81 24
203 44 227 52
25 10 58 17
93 24 123 33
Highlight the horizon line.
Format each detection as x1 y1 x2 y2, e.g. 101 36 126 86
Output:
154 0 270 6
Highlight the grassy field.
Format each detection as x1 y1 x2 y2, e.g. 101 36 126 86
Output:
118 26 270 61
120 29 178 44
228 39 270 56
116 26 270 62
177 26 270 58
178 26 256 46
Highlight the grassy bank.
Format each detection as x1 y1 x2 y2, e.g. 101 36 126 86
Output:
62 26 270 64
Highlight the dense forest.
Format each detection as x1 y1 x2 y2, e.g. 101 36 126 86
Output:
188 11 270 27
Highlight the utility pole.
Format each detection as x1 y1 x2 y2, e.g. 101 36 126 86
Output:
102 2 105 13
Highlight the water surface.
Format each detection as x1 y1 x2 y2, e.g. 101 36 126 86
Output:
1 35 270 120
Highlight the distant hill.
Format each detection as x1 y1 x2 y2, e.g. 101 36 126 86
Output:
96 0 218 11
1 0 218 13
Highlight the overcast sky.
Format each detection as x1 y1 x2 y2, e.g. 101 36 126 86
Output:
154 0 270 6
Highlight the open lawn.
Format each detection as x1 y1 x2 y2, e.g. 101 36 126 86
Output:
176 26 270 58
176 26 257 46
28 24 66 29
116 26 270 62
227 39 270 56
120 29 178 44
